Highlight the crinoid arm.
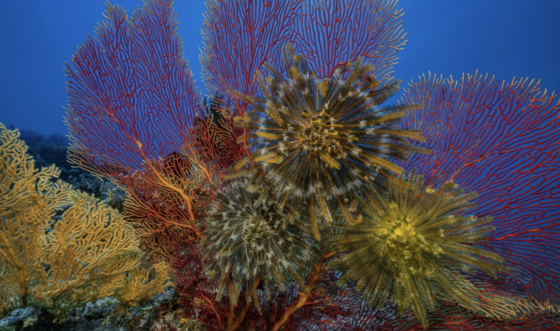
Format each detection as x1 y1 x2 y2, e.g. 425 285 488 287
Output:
198 176 320 312
226 43 430 240
324 170 509 328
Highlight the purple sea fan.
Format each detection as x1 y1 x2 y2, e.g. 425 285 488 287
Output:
399 70 560 305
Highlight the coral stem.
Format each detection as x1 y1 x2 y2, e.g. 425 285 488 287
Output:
226 277 260 331
271 263 321 331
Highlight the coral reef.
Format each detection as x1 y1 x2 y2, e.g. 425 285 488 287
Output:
199 176 319 310
0 123 172 325
60 0 560 330
325 171 508 327
228 44 429 239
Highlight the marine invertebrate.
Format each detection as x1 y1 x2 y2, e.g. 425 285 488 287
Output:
400 72 560 305
163 152 192 181
325 171 508 328
65 0 203 178
227 44 429 239
64 0 560 329
64 0 219 262
291 0 407 82
193 94 248 170
199 176 319 312
0 123 171 322
200 0 303 115
201 0 407 105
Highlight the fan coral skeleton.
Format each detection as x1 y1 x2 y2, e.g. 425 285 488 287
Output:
325 171 509 328
228 44 430 240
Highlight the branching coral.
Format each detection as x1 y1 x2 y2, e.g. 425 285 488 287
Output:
199 176 319 312
63 0 560 329
193 94 248 171
122 154 212 263
0 123 172 322
325 171 509 328
400 71 560 305
227 44 430 240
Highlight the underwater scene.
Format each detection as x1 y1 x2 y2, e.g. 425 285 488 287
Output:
1 0 559 330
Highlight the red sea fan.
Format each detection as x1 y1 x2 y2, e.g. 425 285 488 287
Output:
65 0 202 176
64 0 221 266
399 71 560 305
291 0 406 83
192 94 248 171
200 0 406 111
200 0 303 116
65 0 560 329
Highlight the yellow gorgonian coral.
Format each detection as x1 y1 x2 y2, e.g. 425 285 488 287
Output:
325 171 509 329
227 44 429 240
0 123 172 322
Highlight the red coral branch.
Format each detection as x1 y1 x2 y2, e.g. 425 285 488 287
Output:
399 70 560 305
291 0 406 82
192 95 248 174
65 0 202 179
200 0 303 115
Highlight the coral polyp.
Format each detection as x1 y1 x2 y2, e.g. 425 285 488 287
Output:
227 44 430 239
325 171 509 328
198 176 318 311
